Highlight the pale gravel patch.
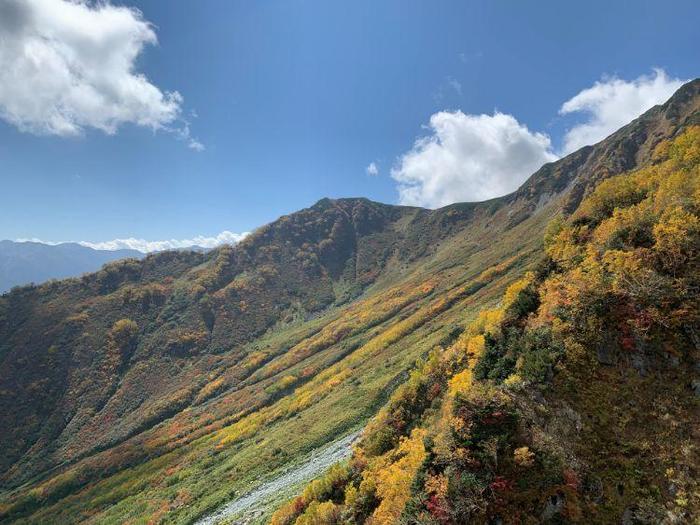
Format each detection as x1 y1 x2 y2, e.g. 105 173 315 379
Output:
195 430 360 525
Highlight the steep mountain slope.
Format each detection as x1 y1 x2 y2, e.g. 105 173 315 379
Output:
0 79 698 525
0 241 143 293
277 124 700 525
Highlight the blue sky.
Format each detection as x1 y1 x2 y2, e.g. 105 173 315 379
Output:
1 0 699 251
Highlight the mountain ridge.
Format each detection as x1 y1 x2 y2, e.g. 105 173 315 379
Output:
273 113 700 525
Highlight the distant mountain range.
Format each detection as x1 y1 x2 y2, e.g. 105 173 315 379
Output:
0 240 144 293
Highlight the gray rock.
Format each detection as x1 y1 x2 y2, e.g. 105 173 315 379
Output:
596 342 618 365
691 379 700 398
631 353 647 376
622 507 635 525
541 491 565 521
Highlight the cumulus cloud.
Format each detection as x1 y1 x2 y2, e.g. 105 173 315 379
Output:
390 69 686 208
391 111 557 208
16 231 249 253
0 0 201 147
366 162 379 176
559 69 685 154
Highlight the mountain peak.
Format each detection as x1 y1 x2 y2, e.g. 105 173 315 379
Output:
310 196 379 210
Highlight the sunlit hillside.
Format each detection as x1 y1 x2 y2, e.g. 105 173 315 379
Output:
273 124 700 525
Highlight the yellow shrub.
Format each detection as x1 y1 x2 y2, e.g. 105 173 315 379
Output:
653 206 699 272
295 500 341 525
366 429 427 525
513 446 535 468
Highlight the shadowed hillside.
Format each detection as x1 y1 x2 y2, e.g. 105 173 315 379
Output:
0 79 698 525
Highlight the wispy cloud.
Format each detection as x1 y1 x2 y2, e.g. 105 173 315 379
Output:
366 161 379 176
188 139 205 152
433 76 463 103
173 121 205 152
447 77 462 96
458 51 483 64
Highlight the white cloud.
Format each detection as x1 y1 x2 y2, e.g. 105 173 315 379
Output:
15 231 249 253
433 76 463 103
366 162 379 176
458 51 483 64
14 237 61 245
447 77 462 96
391 111 557 208
79 231 249 252
0 0 201 147
559 69 685 154
188 139 205 152
173 121 205 151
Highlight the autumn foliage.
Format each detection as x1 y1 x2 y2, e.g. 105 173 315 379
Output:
272 127 700 524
